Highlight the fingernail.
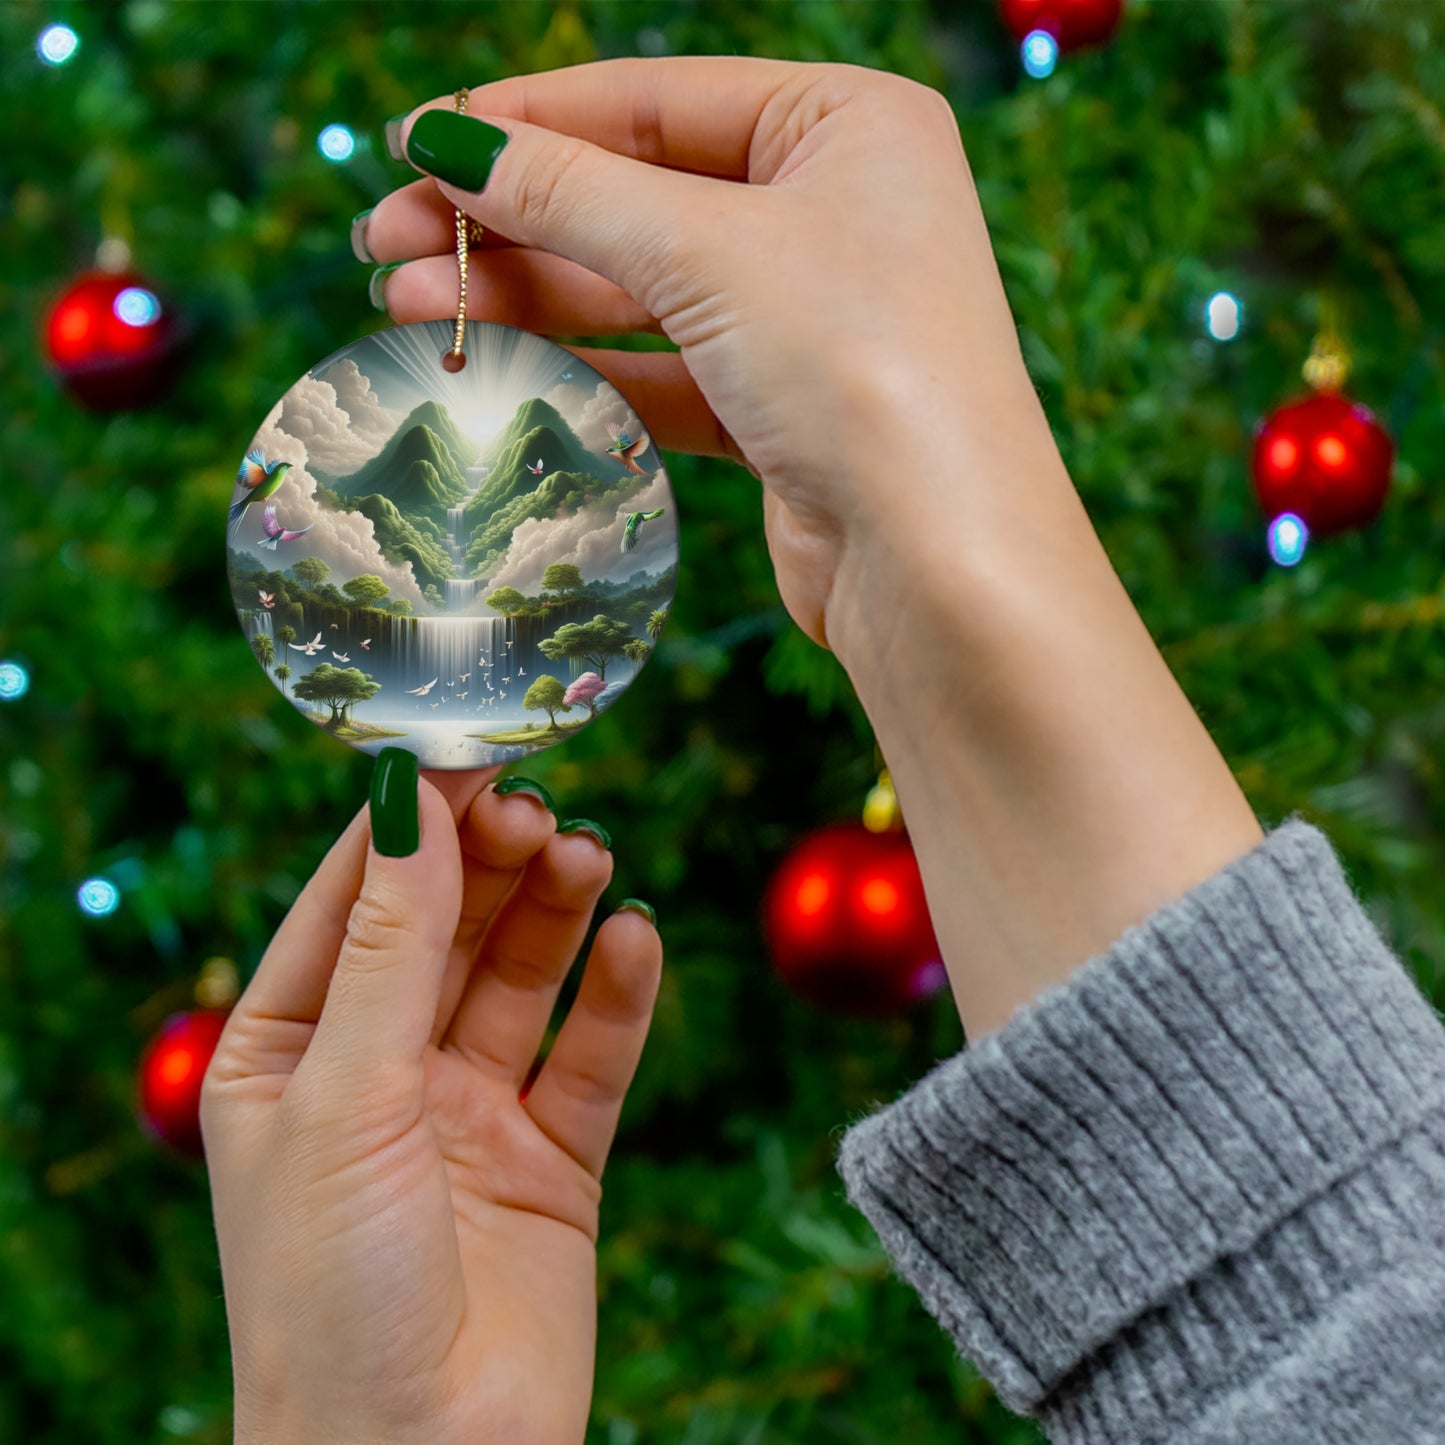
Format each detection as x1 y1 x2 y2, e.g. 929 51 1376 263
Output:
350 208 375 264
493 775 555 813
616 898 656 926
384 113 409 162
558 818 611 850
369 262 403 311
405 110 510 192
370 747 420 857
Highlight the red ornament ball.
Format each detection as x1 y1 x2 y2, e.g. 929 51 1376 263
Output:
44 269 183 410
998 0 1125 49
1251 392 1394 537
763 822 946 1018
137 1009 230 1158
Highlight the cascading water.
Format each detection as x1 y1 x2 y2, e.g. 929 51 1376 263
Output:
443 503 480 610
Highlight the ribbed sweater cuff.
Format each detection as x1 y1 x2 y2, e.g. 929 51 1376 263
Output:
835 817 1445 1433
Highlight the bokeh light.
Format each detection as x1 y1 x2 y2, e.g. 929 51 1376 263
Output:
37 24 79 66
0 661 29 700
1022 30 1059 79
318 124 356 162
77 878 121 917
1267 512 1309 567
114 287 162 328
1205 291 1242 341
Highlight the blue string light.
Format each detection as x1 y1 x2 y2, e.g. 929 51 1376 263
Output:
37 24 79 66
1205 291 1242 341
318 124 356 162
1267 512 1309 567
78 878 121 917
0 661 29 700
1022 30 1059 79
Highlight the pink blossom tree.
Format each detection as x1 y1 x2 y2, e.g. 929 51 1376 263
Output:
563 671 606 719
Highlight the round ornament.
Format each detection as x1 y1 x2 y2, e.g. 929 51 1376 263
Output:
44 268 183 411
762 821 946 1018
998 0 1125 50
227 318 679 769
137 1008 231 1158
1251 391 1393 537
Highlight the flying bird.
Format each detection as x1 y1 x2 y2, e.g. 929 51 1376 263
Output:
257 504 314 551
405 678 440 696
504 640 513 648
459 672 470 682
622 508 666 552
229 450 292 528
289 632 325 656
429 703 439 710
360 639 371 650
457 691 468 700
329 623 340 630
517 665 525 675
606 428 652 477
258 590 275 609
562 370 573 380
332 651 350 663
526 458 545 475
502 676 510 685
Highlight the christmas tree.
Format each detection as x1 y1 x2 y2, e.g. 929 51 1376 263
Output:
1 3 1442 1442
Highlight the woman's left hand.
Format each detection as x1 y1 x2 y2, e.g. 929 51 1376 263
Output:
201 760 662 1445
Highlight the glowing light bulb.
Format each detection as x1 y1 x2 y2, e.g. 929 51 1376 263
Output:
1316 434 1347 468
114 287 161 327
1205 291 1242 341
1268 512 1308 567
318 124 356 162
78 878 121 917
794 872 831 918
1268 436 1299 475
0 661 29 700
1021 30 1059 79
38 24 79 66
859 877 900 917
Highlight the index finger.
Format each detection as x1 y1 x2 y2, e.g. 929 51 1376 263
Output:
400 54 812 182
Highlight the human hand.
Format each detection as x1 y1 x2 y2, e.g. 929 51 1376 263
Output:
360 56 1060 660
202 757 662 1445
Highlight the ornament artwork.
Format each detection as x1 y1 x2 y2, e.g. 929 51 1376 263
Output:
227 92 677 769
997 0 1125 50
45 267 183 410
763 815 946 1019
1251 328 1394 540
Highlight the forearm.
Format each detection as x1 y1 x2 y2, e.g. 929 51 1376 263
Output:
826 393 1262 1041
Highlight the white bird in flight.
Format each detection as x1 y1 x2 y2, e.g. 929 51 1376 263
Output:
405 678 440 696
332 650 350 663
517 666 525 676
360 639 371 650
290 632 325 656
526 458 544 474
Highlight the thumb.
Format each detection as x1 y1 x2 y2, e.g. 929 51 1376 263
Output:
397 106 749 316
303 749 463 1089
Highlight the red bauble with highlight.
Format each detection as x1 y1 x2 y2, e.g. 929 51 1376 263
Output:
763 822 946 1018
44 270 183 410
998 0 1125 49
137 1009 230 1158
1251 392 1394 537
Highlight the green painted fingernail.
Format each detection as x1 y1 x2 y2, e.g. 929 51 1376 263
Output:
370 747 419 857
616 898 656 926
384 113 409 162
405 110 510 192
369 262 403 311
493 775 556 813
558 818 611 850
350 208 375 264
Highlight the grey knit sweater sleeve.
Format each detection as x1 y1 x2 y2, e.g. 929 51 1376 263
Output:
835 817 1445 1444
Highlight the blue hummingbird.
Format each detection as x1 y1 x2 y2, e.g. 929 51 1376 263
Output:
229 449 293 528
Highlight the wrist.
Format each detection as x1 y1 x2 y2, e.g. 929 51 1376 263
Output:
825 422 1262 1040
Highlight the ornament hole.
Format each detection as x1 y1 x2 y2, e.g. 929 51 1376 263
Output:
441 350 467 373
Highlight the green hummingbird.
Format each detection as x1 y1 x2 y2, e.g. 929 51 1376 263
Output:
229 449 293 529
621 508 665 553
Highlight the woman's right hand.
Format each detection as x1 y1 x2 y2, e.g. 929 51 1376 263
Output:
359 56 1065 661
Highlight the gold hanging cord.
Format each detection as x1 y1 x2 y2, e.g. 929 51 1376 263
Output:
442 88 486 372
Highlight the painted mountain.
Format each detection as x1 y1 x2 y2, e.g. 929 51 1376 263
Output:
319 401 482 594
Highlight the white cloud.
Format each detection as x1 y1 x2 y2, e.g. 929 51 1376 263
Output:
482 468 677 595
230 418 427 609
277 361 399 477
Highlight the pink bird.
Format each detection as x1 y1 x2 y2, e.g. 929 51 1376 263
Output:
360 639 371 650
526 458 545 475
258 590 275 609
258 504 314 551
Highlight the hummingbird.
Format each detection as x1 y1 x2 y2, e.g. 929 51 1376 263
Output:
622 508 666 553
257 504 314 551
606 428 652 477
229 450 293 528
